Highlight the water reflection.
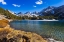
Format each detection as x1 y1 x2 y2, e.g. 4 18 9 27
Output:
10 20 64 41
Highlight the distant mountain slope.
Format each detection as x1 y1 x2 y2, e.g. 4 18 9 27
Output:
54 5 64 15
0 7 22 20
40 5 64 19
0 14 6 20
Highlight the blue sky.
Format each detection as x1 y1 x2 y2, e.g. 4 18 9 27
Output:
0 0 64 13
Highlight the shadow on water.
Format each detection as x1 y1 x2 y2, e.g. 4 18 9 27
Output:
9 20 64 41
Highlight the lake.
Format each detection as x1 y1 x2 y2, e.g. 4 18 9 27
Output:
10 20 64 41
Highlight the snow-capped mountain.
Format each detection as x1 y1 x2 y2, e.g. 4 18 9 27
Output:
39 5 64 19
53 5 64 19
14 5 64 19
17 11 39 17
8 10 14 14
39 6 56 16
44 6 54 13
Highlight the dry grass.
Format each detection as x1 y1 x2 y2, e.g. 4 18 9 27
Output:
0 19 9 28
0 19 47 42
0 28 13 33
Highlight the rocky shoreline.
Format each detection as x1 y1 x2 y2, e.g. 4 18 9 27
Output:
0 19 63 42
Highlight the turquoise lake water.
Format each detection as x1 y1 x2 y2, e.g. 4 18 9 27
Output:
10 20 64 41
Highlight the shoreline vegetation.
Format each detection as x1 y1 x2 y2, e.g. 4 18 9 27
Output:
0 6 63 42
0 19 47 42
0 18 63 42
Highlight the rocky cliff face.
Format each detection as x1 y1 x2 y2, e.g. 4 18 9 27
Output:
0 19 47 42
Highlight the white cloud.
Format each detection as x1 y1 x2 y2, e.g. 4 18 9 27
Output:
12 4 21 7
33 5 36 7
0 0 7 5
35 0 43 5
